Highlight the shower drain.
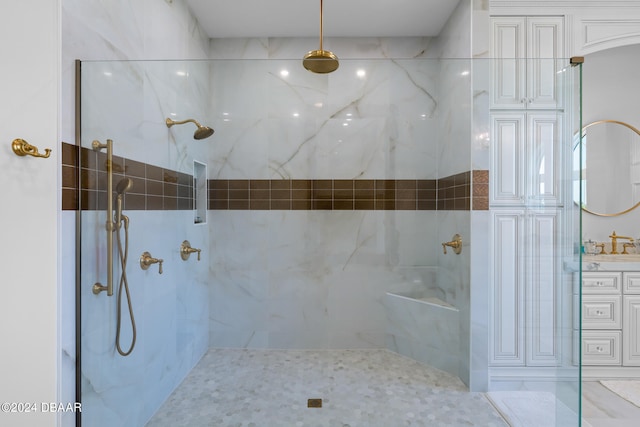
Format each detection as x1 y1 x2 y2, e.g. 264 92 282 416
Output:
307 398 323 408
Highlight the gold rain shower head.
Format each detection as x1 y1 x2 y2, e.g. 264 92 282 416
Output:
165 117 214 140
303 0 339 74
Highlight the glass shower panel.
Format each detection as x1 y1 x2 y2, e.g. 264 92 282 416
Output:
485 57 583 426
78 60 211 426
554 58 583 427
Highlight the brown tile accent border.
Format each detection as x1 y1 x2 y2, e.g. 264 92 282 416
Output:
208 171 489 211
472 170 489 211
62 142 488 212
61 142 194 211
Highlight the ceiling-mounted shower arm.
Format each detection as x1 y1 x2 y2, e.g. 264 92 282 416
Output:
165 117 214 140
303 0 339 74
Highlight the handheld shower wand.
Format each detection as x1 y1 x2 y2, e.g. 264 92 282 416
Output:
115 178 133 229
113 177 136 356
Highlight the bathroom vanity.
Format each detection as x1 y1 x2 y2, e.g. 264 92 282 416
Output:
576 261 640 378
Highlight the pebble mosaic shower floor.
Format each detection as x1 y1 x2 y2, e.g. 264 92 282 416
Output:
146 349 508 427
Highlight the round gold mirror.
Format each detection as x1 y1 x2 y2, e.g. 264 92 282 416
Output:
574 120 640 216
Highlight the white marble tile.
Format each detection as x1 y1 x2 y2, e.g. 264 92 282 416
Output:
80 211 208 427
147 349 508 427
385 292 460 376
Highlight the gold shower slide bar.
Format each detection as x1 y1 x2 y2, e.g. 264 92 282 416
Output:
92 139 114 296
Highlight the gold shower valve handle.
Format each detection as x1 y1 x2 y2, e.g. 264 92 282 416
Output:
442 234 462 255
180 240 202 261
11 138 51 158
140 251 163 274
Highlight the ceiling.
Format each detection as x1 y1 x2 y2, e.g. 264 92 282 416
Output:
184 0 462 38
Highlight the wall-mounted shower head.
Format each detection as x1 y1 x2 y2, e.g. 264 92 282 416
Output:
165 117 215 140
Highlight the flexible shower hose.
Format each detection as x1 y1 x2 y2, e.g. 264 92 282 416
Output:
115 217 137 356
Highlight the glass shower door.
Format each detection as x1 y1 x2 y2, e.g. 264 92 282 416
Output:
484 56 583 426
77 60 211 426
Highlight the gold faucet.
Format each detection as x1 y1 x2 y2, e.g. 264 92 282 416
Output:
609 231 634 254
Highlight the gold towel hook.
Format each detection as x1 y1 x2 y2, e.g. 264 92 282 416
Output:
11 138 51 158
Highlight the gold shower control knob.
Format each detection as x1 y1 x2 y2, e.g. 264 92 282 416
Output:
140 251 163 274
180 240 202 261
442 234 462 255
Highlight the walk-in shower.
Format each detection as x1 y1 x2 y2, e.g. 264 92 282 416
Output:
75 55 583 426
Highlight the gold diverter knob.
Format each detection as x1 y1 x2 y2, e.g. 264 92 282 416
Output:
180 240 202 261
140 251 163 274
442 234 462 255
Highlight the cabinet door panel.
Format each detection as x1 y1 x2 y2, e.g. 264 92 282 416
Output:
490 211 525 365
527 113 562 205
582 272 622 294
582 331 622 366
623 296 640 366
526 210 561 365
491 17 527 109
582 295 622 329
527 18 564 109
491 114 525 205
623 273 640 294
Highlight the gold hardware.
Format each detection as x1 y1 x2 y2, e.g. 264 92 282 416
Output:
303 0 339 74
570 56 585 66
307 399 322 408
578 120 640 217
165 117 214 140
92 139 115 296
442 234 462 255
609 231 634 254
180 240 202 261
93 283 108 295
140 251 163 274
595 243 606 254
11 138 51 158
622 242 636 254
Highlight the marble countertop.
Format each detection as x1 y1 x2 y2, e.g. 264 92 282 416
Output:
565 254 640 272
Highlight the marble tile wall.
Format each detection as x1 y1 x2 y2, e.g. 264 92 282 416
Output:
62 4 482 427
205 0 476 388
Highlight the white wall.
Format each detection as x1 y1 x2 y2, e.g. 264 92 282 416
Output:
581 43 640 244
0 1 60 427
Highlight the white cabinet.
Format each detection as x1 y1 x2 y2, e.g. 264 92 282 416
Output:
491 16 564 110
578 272 640 368
489 15 565 370
490 112 563 206
490 208 561 366
489 210 525 365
